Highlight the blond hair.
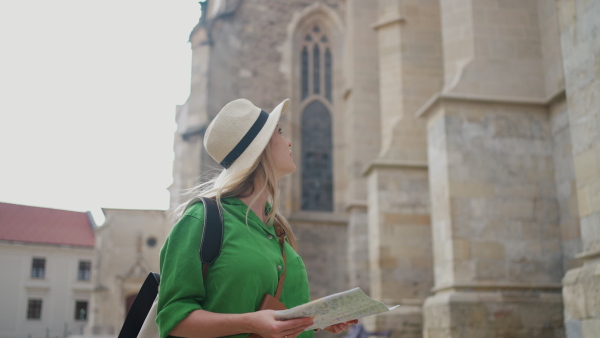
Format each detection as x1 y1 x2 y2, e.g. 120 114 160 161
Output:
172 142 298 250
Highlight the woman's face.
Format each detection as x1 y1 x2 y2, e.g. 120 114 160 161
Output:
269 125 296 180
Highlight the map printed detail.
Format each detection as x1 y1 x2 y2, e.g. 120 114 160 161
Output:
274 288 399 331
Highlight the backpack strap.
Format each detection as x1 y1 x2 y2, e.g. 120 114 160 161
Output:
117 273 160 338
198 197 224 279
118 198 223 338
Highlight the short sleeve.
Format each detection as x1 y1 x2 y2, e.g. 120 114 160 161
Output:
156 204 206 338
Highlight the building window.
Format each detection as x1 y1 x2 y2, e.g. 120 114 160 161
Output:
301 46 309 100
325 48 332 102
300 24 332 102
31 258 45 279
313 43 320 95
147 236 157 247
299 22 334 212
27 299 42 320
74 301 88 321
301 100 333 211
78 261 91 281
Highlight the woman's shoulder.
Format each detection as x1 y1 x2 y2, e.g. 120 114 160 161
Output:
180 200 206 221
179 196 245 224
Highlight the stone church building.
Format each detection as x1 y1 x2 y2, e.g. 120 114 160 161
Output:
168 0 600 337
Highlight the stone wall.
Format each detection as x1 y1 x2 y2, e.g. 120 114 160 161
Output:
289 216 348 299
343 0 381 296
442 101 561 285
422 99 565 338
440 0 546 99
367 166 432 304
536 0 583 275
366 165 432 338
375 0 443 162
169 26 213 208
365 1 442 336
557 0 600 337
89 209 167 335
168 1 600 337
206 0 342 120
424 291 564 338
549 98 581 272
419 0 576 335
537 0 565 96
424 99 564 285
556 0 600 255
347 206 370 293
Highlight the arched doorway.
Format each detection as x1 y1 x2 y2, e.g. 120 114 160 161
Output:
125 293 137 317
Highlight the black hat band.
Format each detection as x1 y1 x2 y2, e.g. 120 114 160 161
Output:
219 110 269 169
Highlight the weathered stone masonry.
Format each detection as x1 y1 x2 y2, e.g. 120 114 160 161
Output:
169 1 600 337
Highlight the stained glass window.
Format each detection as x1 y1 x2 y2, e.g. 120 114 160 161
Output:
299 24 334 212
300 27 331 102
302 46 309 100
325 48 332 102
301 100 333 211
313 44 320 95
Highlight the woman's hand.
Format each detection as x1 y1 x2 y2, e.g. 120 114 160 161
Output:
322 319 359 334
248 310 314 338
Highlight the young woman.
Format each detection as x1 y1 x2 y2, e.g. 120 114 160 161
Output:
156 99 355 338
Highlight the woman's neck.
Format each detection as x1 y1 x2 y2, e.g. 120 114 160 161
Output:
238 176 270 224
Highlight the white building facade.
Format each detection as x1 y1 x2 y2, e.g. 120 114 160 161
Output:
0 203 95 338
0 243 95 338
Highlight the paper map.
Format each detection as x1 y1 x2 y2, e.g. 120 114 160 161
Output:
274 287 398 331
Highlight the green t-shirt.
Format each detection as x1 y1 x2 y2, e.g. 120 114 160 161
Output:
156 197 313 338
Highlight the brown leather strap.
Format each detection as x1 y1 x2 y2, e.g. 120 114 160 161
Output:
274 223 287 300
202 263 210 279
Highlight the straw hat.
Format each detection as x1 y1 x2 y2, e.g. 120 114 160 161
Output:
204 98 290 173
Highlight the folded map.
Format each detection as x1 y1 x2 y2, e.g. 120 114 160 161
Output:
274 287 398 331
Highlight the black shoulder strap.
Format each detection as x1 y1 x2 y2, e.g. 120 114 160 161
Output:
117 272 160 338
117 198 223 338
198 197 224 279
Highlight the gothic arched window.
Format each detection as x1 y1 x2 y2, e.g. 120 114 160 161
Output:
299 23 334 212
301 100 333 211
300 25 332 103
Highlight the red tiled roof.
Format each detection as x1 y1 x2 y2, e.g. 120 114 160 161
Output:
0 202 95 247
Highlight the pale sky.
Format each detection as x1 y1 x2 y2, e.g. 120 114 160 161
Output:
0 1 201 224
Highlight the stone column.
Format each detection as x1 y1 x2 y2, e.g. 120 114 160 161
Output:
343 0 381 296
364 0 443 336
557 0 600 337
419 0 565 337
365 164 432 338
420 99 565 338
169 26 213 209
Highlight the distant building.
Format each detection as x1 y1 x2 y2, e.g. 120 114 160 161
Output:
0 203 168 338
87 208 167 336
0 202 95 338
